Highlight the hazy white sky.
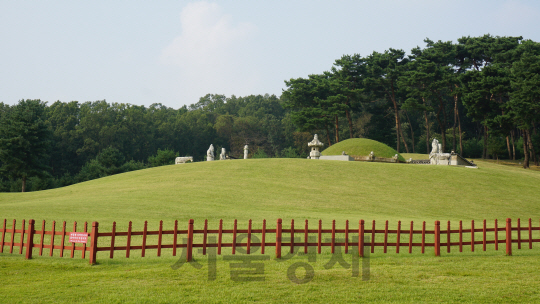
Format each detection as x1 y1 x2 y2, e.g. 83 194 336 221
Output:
2 1 540 109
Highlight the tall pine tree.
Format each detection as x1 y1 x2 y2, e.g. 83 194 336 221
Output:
0 99 52 192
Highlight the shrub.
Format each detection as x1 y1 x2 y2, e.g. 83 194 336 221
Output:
75 159 107 182
96 146 125 169
252 148 268 159
148 149 177 167
463 138 483 158
121 160 146 172
488 136 507 160
280 147 300 158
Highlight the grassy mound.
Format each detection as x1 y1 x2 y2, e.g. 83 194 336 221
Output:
1 158 539 224
321 138 406 161
2 159 540 303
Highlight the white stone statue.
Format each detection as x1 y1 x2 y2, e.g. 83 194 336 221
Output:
368 151 375 161
207 144 214 161
430 138 451 165
220 148 226 160
244 145 248 159
430 139 439 154
308 134 324 159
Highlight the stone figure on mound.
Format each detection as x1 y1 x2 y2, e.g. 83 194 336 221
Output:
220 148 226 160
244 145 249 159
207 144 214 161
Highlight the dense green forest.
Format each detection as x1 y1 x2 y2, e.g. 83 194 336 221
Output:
1 34 539 192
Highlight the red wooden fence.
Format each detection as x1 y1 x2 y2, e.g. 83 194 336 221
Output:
0 219 90 260
1 218 539 265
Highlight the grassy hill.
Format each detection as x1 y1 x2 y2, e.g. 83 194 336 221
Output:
1 158 539 226
321 138 406 162
2 158 540 303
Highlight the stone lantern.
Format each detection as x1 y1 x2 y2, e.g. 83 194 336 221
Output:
308 134 324 159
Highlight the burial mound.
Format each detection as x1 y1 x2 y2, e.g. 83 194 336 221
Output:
321 138 405 162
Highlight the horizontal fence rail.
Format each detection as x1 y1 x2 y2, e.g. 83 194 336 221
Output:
1 218 540 265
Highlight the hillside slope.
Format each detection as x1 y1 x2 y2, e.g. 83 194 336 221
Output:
1 159 539 226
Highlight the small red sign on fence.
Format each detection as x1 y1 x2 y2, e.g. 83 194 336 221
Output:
69 232 88 244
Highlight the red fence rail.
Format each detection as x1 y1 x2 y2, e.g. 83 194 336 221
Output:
1 218 539 264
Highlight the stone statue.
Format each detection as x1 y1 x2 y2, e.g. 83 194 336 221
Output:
207 144 214 161
430 138 451 165
368 151 375 161
431 139 439 154
244 145 248 159
220 148 226 160
308 134 324 159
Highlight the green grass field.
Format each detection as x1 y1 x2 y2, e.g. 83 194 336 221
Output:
1 157 540 303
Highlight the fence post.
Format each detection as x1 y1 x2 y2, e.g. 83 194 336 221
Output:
494 219 498 251
0 219 6 254
89 222 99 265
517 218 521 249
471 220 475 252
261 219 266 255
434 221 440 256
506 218 512 256
276 218 282 259
331 220 336 254
25 219 35 260
19 220 25 255
359 220 364 257
396 220 401 254
187 219 194 262
232 219 237 255
110 222 116 259
345 220 349 254
290 219 294 254
218 219 223 255
141 221 148 257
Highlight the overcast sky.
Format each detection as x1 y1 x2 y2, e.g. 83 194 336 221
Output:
2 1 540 109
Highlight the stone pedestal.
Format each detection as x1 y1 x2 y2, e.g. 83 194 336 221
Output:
319 155 353 161
175 157 193 164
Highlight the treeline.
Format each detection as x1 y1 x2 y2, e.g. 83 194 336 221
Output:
0 95 310 192
283 34 540 168
1 34 539 192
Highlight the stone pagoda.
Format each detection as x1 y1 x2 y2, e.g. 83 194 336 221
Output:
308 134 324 159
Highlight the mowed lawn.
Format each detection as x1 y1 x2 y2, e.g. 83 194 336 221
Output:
1 158 540 303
